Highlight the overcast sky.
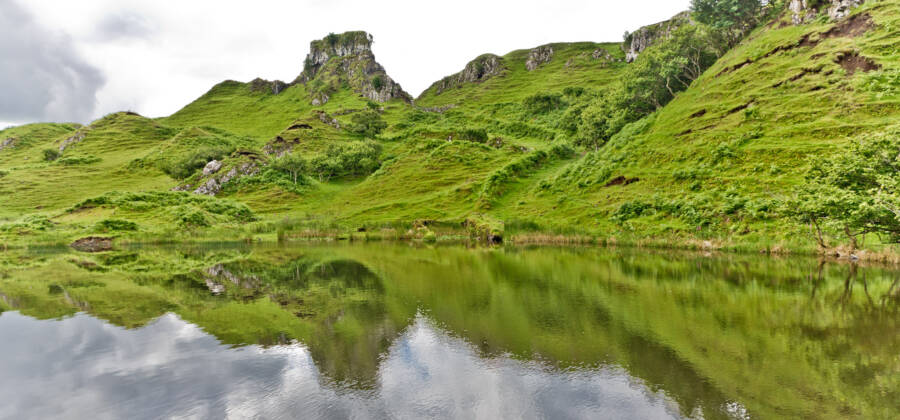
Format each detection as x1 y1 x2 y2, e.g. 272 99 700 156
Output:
0 0 690 128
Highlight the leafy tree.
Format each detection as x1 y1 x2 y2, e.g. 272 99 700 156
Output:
691 0 763 49
575 25 717 148
272 153 308 184
349 111 387 137
787 130 900 250
309 141 381 182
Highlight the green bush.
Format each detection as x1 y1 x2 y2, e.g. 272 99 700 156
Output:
309 141 382 181
97 219 138 231
523 92 564 115
58 155 101 165
349 111 387 137
43 149 60 161
459 128 488 143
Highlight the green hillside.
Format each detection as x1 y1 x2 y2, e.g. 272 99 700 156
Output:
3 1 900 254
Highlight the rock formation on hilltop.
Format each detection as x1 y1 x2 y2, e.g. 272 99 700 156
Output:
622 11 692 63
428 54 506 95
525 45 554 71
789 0 866 25
294 31 411 105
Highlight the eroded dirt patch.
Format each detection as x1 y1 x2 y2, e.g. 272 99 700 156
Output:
604 176 640 187
71 237 113 253
835 51 881 75
717 13 875 77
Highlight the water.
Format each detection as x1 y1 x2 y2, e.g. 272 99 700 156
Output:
0 243 897 419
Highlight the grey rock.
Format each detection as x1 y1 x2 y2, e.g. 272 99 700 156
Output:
828 0 865 20
58 130 87 152
202 159 222 176
0 137 15 151
193 178 220 196
623 11 691 63
431 54 505 94
790 0 865 25
525 45 553 71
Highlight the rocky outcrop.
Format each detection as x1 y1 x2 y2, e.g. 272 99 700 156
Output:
430 54 506 95
525 45 554 71
295 31 411 104
202 160 222 176
58 130 87 152
623 11 691 63
790 0 865 25
249 78 288 95
0 137 16 151
173 152 263 196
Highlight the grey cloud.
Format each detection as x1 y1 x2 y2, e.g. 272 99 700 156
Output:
0 0 105 124
93 12 155 42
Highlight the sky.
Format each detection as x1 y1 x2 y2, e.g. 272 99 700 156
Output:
0 0 690 128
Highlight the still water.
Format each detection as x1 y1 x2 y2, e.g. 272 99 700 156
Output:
0 243 897 419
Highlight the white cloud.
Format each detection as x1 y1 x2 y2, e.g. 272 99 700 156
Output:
10 0 690 124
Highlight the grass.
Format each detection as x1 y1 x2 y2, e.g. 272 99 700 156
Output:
3 12 900 253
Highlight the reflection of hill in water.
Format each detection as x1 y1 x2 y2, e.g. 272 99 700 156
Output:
0 244 898 418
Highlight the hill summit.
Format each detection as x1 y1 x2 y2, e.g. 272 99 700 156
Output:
294 31 411 105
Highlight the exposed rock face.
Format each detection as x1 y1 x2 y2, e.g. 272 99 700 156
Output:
0 137 15 151
174 153 263 196
623 11 691 63
202 160 222 176
295 31 411 104
828 0 865 20
790 0 865 24
431 54 506 95
249 78 289 95
58 130 87 152
525 45 554 71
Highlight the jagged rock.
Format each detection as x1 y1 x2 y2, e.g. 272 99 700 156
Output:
0 137 15 151
828 0 865 20
525 45 554 71
315 111 341 129
194 178 220 195
431 54 506 94
249 78 289 95
206 264 259 289
296 31 411 104
623 11 691 63
592 49 615 61
790 0 865 25
202 160 222 176
58 130 87 152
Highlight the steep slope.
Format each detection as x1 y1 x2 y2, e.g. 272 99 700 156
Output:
163 31 412 143
508 1 900 243
416 42 625 109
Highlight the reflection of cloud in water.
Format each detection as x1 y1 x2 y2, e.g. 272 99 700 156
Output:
0 312 682 419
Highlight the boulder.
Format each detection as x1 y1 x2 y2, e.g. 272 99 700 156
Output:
202 160 222 176
790 0 866 25
525 45 554 71
432 54 506 94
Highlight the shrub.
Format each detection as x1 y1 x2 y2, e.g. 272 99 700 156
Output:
309 141 382 181
612 200 654 222
43 149 60 161
372 75 384 91
349 111 387 137
523 92 564 115
459 128 488 143
97 219 138 231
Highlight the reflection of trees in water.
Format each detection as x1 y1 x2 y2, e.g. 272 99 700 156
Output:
2 245 898 416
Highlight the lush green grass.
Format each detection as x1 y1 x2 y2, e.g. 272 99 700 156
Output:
4 9 900 252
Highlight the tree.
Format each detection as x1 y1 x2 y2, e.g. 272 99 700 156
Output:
272 153 307 184
691 0 763 48
787 130 900 251
43 148 60 161
349 111 387 137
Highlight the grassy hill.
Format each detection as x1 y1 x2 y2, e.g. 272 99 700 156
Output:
3 3 900 252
